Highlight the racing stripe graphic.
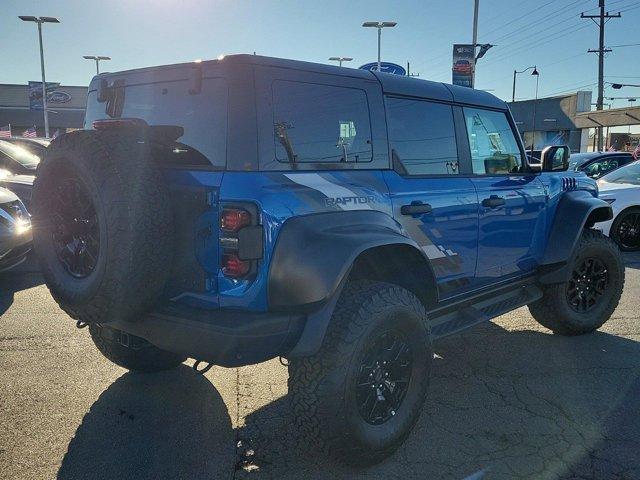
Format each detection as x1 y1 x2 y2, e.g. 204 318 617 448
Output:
283 173 372 210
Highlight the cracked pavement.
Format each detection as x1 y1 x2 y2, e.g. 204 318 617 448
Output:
1 253 639 480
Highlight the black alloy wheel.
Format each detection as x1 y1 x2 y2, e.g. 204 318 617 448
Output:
566 257 609 313
51 172 100 278
355 330 414 426
614 211 640 251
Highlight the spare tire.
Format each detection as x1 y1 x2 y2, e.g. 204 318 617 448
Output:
32 129 174 324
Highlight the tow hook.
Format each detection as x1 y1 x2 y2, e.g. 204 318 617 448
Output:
192 360 213 375
76 321 88 329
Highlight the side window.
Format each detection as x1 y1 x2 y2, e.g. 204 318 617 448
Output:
387 98 459 175
463 107 523 175
272 81 372 164
584 158 620 178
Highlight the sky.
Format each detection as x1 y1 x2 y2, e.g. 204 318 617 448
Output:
1 0 639 111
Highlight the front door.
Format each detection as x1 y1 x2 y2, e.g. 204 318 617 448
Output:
384 97 479 298
461 106 547 284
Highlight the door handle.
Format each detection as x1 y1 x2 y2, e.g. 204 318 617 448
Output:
401 202 433 215
481 195 506 208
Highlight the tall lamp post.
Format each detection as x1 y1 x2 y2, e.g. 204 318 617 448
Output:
512 65 537 102
328 57 353 67
83 55 111 74
19 15 60 139
531 67 540 154
362 21 397 72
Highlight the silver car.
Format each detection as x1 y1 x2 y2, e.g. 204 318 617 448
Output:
0 187 32 272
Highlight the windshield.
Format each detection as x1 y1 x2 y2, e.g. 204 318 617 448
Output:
568 152 598 169
600 161 640 185
0 140 40 169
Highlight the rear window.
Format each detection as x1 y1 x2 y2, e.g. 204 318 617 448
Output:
272 81 372 164
85 77 228 169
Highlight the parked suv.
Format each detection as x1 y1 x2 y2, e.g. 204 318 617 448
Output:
32 55 625 465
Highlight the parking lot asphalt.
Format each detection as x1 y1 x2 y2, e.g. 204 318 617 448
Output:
1 253 639 480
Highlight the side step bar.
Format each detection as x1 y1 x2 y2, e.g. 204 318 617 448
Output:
429 284 542 339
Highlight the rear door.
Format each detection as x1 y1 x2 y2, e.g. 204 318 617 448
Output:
462 107 547 284
383 97 479 299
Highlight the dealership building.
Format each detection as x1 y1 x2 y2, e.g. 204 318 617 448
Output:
0 83 87 137
508 91 593 152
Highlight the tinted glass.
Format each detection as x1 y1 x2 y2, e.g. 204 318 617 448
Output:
569 152 599 169
463 108 523 175
387 98 459 175
601 161 640 185
272 81 372 164
85 77 228 169
582 158 621 178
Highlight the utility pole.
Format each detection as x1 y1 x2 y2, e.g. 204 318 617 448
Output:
582 0 621 151
471 0 479 88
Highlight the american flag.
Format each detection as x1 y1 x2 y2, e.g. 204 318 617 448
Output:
633 143 640 161
22 126 37 138
0 125 11 139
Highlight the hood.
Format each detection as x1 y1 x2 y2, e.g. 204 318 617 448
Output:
0 186 19 204
597 180 639 193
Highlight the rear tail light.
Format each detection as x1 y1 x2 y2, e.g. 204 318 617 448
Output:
219 205 263 280
221 208 251 232
222 253 251 278
92 118 148 130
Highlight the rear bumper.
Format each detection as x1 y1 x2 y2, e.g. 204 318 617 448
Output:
110 303 306 367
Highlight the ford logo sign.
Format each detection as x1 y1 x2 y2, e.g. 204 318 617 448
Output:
47 91 72 104
359 62 406 76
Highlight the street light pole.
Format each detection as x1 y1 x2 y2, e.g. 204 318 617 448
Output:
531 68 540 155
36 21 49 138
328 57 353 67
83 55 111 74
512 66 537 102
362 21 397 72
19 15 59 139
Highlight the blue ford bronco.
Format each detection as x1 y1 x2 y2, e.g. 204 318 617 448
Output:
32 55 625 465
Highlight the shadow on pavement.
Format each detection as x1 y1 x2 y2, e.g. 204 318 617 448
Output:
57 365 235 480
235 323 640 480
623 252 640 270
0 272 43 317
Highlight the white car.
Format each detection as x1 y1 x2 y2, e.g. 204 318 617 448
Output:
597 160 640 251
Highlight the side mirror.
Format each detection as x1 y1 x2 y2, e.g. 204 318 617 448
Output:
541 145 570 172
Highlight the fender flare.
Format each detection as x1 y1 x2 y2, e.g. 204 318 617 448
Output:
267 210 437 357
538 190 612 284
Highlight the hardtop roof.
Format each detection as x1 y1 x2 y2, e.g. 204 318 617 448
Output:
88 54 507 110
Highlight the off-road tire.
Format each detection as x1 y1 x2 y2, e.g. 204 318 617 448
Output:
529 229 624 335
288 280 432 466
89 324 185 372
610 206 640 252
32 130 173 324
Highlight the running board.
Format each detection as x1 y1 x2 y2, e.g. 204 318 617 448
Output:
429 284 542 339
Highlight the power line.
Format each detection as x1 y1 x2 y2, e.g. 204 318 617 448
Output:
608 43 640 48
478 0 557 42
484 0 584 45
